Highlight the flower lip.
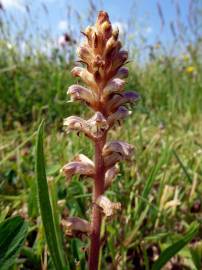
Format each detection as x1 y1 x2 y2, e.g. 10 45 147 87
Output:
64 113 108 139
63 115 88 135
106 91 140 113
86 112 109 135
67 85 98 109
116 67 129 79
103 78 125 98
107 106 131 126
105 165 119 189
61 154 95 180
103 141 134 168
71 67 98 91
77 46 92 64
104 152 123 168
74 154 94 166
103 141 134 158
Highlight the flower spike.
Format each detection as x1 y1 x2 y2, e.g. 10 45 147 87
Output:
62 11 139 270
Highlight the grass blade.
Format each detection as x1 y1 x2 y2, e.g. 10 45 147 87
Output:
135 148 168 218
0 216 28 270
151 222 199 270
35 120 66 270
173 149 192 184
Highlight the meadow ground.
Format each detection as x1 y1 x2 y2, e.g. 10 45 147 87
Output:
0 46 202 269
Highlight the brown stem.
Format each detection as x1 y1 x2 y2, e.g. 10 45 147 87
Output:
88 134 106 270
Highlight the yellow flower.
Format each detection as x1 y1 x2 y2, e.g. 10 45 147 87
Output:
185 66 196 74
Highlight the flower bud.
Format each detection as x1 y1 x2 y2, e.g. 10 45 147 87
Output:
97 11 110 25
84 26 94 46
85 26 93 37
77 46 92 65
112 50 128 71
101 21 111 32
112 27 119 40
105 36 117 51
96 195 121 216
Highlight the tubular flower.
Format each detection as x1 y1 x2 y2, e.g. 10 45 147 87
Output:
103 141 134 159
102 78 125 98
104 165 119 189
62 11 139 270
96 195 121 217
63 113 108 138
61 217 90 237
67 85 98 108
61 154 95 180
106 91 139 113
107 106 132 126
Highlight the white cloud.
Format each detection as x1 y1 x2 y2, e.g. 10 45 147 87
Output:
1 0 25 11
58 20 68 31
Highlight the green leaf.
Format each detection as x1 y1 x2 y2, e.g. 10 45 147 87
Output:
135 149 168 220
189 241 202 270
173 149 192 184
35 120 67 270
0 216 28 270
151 222 199 270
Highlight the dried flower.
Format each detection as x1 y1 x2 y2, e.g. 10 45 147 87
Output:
96 195 121 217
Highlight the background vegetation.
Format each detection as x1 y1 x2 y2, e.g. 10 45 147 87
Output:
0 0 202 269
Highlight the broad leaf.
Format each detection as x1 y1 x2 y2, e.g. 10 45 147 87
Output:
35 120 67 270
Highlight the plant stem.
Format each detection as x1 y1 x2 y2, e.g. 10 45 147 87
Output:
88 134 106 270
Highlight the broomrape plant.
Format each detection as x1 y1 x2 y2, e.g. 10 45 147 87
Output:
36 10 139 270
61 11 139 270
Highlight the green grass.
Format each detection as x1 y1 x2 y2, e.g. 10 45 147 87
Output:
0 43 202 269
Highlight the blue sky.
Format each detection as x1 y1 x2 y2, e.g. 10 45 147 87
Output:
1 0 193 51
